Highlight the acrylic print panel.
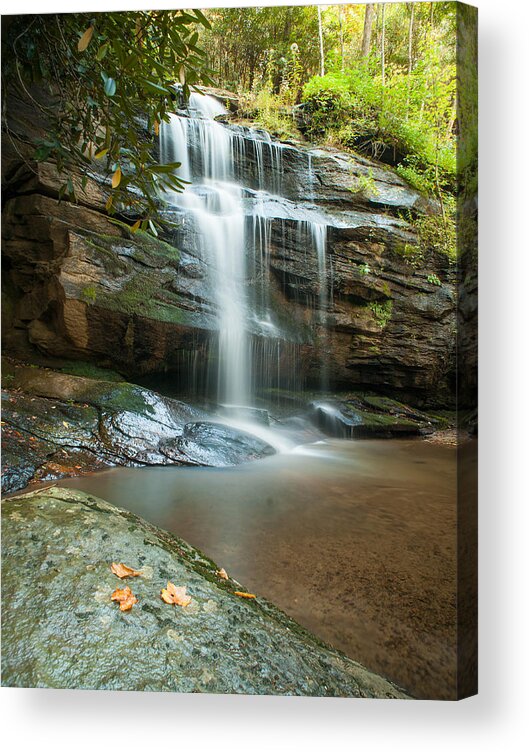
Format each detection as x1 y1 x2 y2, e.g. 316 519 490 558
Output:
1 2 477 700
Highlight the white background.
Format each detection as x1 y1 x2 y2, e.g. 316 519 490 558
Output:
1 0 527 750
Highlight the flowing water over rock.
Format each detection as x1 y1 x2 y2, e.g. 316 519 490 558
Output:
159 92 330 408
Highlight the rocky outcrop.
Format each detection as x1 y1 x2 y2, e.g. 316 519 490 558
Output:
1 362 274 494
1 486 410 696
2 89 456 406
308 394 440 439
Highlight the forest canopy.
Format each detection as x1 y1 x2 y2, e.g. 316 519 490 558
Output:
201 4 459 198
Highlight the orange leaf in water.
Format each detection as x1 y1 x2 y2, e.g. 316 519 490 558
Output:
217 568 229 580
234 591 256 599
160 582 192 607
111 586 137 612
111 562 143 579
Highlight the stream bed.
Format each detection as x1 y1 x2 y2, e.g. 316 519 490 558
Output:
58 437 458 699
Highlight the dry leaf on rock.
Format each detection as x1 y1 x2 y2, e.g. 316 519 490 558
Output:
111 562 143 579
77 26 94 52
111 586 138 612
160 582 192 607
234 591 256 599
217 568 229 580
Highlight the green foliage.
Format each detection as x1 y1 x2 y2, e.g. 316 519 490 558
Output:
302 73 352 136
294 3 458 208
427 273 442 286
358 263 371 276
60 361 123 382
286 43 303 105
200 6 321 92
369 300 393 329
413 202 457 262
302 58 456 199
349 168 379 198
2 11 213 228
81 285 97 304
240 88 298 140
395 242 425 267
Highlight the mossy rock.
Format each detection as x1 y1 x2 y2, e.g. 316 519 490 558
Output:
1 487 410 697
59 361 124 382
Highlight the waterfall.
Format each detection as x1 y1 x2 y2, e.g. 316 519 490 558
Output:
160 94 249 406
159 91 330 404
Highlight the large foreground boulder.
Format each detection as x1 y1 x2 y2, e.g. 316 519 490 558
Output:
1 487 409 697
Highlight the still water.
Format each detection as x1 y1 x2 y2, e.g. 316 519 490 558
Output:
59 438 458 699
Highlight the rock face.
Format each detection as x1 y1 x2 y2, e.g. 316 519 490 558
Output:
1 487 409 697
1 362 274 494
2 89 456 406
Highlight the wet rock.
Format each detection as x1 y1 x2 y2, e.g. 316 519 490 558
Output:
309 402 357 438
1 487 409 697
1 364 272 493
218 404 270 425
177 421 275 466
308 394 437 439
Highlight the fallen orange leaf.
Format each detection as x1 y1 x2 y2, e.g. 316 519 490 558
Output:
160 582 192 607
234 591 256 599
111 586 137 612
217 568 229 580
77 26 94 53
111 562 143 579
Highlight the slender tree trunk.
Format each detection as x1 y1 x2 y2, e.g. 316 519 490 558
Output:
361 3 375 59
407 4 415 76
381 4 386 87
405 3 415 120
339 6 345 73
317 5 325 77
419 4 436 120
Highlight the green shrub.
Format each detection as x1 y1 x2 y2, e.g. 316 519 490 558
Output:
369 300 393 329
427 273 442 286
239 88 298 140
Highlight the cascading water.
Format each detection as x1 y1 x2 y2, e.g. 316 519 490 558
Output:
159 91 331 407
160 94 249 405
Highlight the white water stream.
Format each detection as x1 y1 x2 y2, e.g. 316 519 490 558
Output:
159 91 330 409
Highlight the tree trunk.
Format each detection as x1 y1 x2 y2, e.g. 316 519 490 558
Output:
361 3 375 59
317 5 325 77
339 6 345 72
405 2 415 119
381 4 386 87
